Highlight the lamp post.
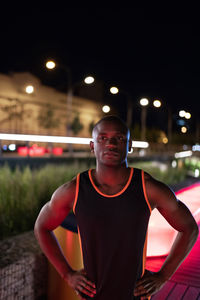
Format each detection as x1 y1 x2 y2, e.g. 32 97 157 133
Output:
46 60 95 155
45 60 94 136
46 60 73 136
154 99 172 143
139 98 163 141
109 87 133 128
140 98 149 141
167 107 172 144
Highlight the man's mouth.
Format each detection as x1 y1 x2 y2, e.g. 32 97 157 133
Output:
104 151 119 157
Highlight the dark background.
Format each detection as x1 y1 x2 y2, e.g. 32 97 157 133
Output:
0 6 199 135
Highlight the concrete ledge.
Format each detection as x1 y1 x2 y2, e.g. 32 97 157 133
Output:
0 231 48 300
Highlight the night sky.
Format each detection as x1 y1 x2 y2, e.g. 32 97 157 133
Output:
0 7 199 135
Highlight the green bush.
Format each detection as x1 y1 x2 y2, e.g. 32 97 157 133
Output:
129 161 187 185
0 161 187 240
0 163 88 240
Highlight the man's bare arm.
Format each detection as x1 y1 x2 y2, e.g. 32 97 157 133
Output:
34 179 76 279
34 178 96 299
134 173 199 298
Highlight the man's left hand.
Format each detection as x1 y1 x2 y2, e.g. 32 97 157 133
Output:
133 269 167 299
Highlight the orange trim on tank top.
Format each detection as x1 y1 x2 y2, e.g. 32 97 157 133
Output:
77 225 84 265
88 167 134 198
142 232 148 276
141 169 152 213
73 173 80 214
72 174 84 266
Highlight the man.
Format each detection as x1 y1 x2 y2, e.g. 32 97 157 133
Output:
34 115 199 300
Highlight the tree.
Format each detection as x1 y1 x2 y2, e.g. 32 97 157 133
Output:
37 104 60 132
70 114 84 135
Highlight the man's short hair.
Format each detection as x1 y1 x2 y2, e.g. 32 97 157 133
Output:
92 115 130 138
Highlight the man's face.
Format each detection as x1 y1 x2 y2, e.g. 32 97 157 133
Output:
90 121 132 167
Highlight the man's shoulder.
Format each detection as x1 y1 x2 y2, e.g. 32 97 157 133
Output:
54 169 90 197
53 178 76 200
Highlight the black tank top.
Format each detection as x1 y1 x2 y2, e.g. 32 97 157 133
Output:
73 167 151 300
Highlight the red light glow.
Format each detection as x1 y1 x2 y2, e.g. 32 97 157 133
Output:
147 183 200 257
18 144 45 156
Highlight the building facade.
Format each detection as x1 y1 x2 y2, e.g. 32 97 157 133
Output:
0 72 105 151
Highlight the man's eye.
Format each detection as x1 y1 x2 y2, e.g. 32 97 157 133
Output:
98 136 107 141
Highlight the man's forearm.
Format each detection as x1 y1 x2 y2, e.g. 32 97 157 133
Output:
159 225 199 280
34 227 73 280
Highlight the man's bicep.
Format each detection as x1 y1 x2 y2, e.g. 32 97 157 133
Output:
157 198 197 232
36 180 76 231
37 201 69 231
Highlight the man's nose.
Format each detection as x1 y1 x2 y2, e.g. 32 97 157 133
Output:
105 137 118 146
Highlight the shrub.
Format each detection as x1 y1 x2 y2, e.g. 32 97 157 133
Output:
0 163 87 240
0 161 187 240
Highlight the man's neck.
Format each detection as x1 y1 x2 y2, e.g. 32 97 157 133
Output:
94 163 130 187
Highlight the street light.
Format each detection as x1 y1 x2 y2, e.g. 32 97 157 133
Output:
139 98 163 141
110 86 119 94
84 76 95 84
179 110 186 118
153 99 162 108
140 98 149 141
179 110 191 120
185 112 191 119
45 60 95 137
110 86 133 128
46 60 56 70
181 126 187 133
102 105 110 113
25 85 34 94
153 99 173 144
140 98 149 106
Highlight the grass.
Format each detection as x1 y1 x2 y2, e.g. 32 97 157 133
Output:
0 161 187 240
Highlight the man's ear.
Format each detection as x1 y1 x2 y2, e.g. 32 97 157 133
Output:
90 141 94 152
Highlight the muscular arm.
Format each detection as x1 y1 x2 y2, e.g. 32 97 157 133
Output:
134 172 199 298
34 179 76 279
34 178 96 299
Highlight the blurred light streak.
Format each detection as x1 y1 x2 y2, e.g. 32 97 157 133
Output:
174 150 193 158
0 133 149 148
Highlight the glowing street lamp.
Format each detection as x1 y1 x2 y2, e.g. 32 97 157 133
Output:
140 98 149 106
25 85 34 94
185 112 191 119
102 105 110 113
110 86 119 94
153 99 162 108
181 126 187 133
46 60 56 70
84 76 95 84
179 110 186 118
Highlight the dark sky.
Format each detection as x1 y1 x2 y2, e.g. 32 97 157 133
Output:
0 7 199 133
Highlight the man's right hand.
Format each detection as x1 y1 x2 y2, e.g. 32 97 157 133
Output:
66 268 96 299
